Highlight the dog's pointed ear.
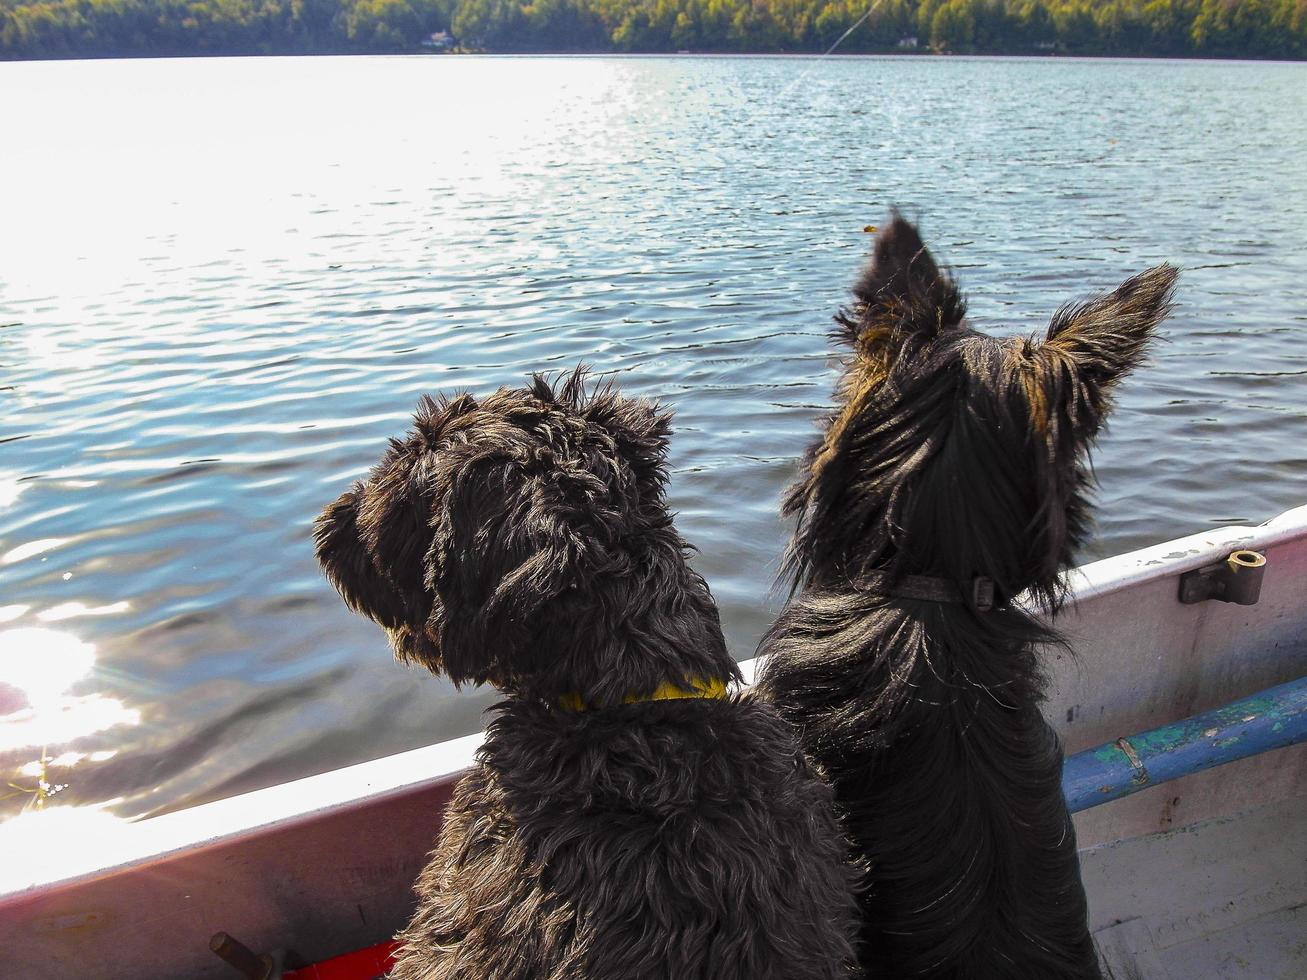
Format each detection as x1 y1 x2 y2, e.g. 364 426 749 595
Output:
1038 264 1178 434
313 486 408 629
836 212 966 366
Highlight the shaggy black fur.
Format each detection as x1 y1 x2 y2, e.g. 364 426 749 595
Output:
754 214 1178 979
314 369 860 979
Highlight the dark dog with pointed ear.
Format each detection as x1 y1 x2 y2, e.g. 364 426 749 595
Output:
755 214 1177 979
314 368 861 980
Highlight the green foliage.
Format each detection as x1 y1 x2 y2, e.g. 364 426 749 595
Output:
1 0 1304 57
0 0 449 55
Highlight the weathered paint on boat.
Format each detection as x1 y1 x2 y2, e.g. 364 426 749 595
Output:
1063 674 1307 812
1 505 1304 979
1043 504 1307 852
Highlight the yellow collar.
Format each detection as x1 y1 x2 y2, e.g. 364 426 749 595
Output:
556 676 729 713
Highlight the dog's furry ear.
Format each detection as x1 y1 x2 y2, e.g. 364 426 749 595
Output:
314 392 483 670
836 212 967 369
1038 264 1178 434
313 486 408 629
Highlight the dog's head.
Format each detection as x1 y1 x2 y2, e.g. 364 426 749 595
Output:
788 213 1177 609
314 368 731 702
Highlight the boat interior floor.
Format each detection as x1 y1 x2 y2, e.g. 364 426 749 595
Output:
1086 791 1307 979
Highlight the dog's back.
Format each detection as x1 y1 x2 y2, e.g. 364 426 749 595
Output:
393 695 858 980
759 593 1096 979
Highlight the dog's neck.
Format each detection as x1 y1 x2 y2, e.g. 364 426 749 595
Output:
505 628 741 712
851 569 998 613
802 530 1064 615
553 675 729 713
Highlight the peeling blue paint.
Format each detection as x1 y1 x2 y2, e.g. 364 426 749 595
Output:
1063 675 1307 813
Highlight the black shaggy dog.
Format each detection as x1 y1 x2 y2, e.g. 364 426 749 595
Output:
754 215 1177 979
313 369 860 980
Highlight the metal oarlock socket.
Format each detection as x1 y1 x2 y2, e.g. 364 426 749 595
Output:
1178 550 1267 605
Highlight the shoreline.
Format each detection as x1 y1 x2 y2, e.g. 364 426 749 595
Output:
4 50 1307 65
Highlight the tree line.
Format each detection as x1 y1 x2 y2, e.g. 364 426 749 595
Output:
3 0 1305 59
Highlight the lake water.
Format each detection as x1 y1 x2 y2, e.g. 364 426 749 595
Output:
1 55 1305 826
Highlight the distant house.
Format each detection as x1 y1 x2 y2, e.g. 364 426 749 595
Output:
422 31 455 51
897 36 919 49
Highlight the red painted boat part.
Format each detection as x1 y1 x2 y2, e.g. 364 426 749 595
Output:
284 940 398 980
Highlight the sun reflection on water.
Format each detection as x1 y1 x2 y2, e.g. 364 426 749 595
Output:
1 627 96 715
0 477 22 509
36 601 132 624
0 626 140 822
0 537 69 565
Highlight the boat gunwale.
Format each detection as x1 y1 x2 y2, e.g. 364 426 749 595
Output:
2 503 1305 906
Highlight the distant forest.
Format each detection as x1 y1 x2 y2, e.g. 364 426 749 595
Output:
3 0 1305 60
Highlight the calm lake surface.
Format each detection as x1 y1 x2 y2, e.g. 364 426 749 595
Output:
1 55 1305 825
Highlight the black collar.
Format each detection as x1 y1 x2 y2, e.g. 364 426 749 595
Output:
855 571 996 612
